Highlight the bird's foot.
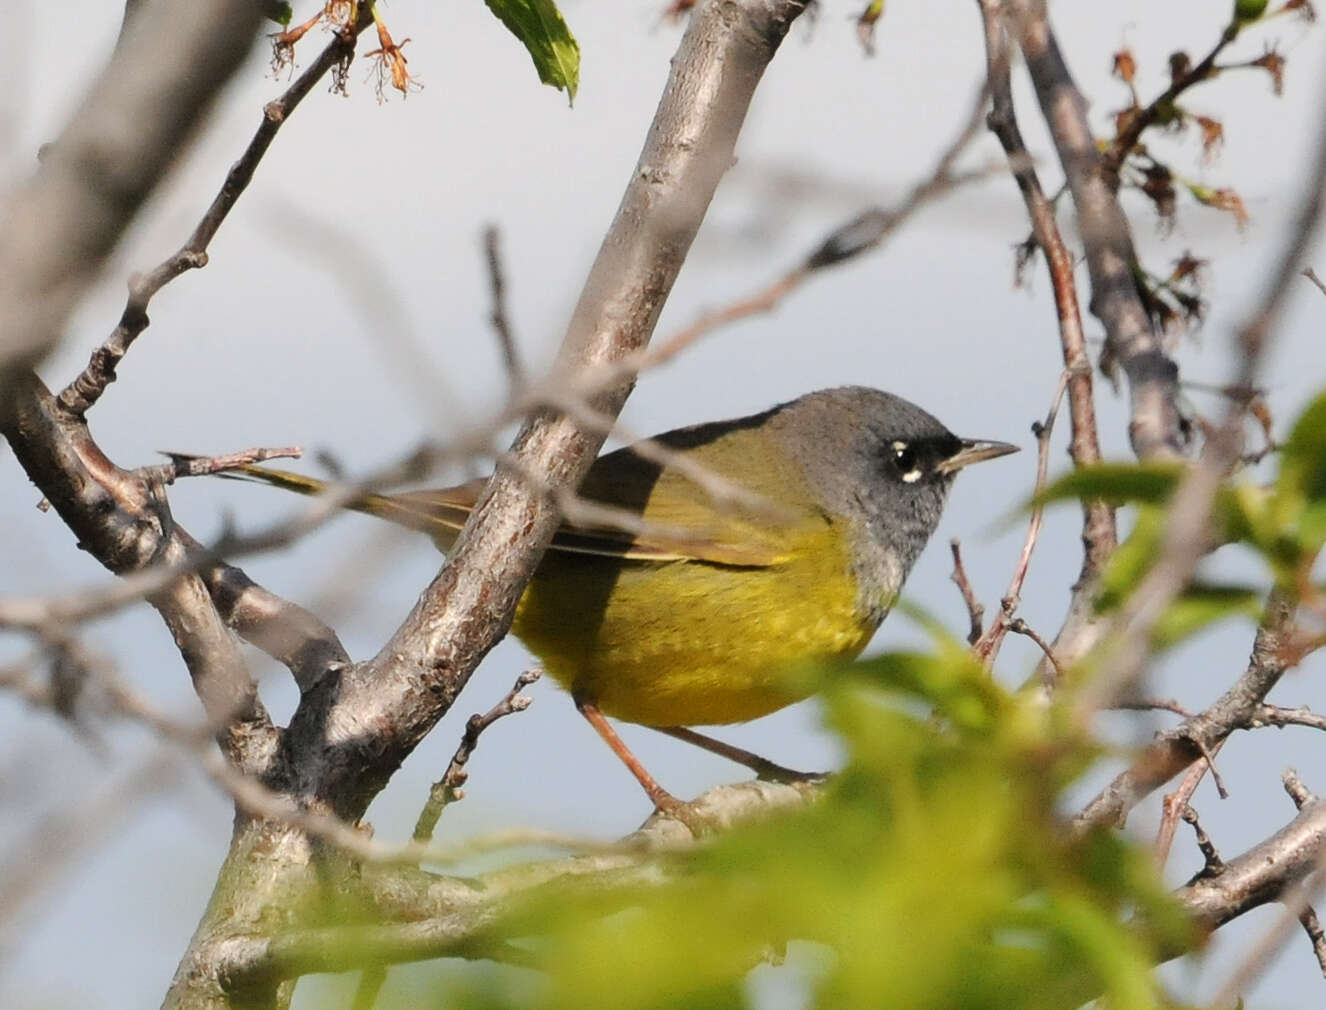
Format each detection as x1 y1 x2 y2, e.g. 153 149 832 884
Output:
649 791 711 838
748 759 830 787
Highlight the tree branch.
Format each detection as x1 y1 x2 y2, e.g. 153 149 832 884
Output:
1072 591 1296 832
978 0 1117 674
1003 0 1187 460
56 6 376 419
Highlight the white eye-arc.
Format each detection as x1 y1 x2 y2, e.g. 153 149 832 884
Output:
891 440 922 483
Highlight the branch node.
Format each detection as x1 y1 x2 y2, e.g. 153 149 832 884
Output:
1283 768 1316 809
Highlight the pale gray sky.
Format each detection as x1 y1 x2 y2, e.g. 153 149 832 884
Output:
3 1 1326 1007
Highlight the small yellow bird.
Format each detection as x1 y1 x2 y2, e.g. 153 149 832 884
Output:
233 386 1016 813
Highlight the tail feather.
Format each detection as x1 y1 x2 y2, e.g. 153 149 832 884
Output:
230 464 465 549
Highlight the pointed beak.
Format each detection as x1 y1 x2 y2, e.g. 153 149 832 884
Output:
935 438 1020 475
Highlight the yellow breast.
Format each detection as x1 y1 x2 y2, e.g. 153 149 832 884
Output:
511 519 882 726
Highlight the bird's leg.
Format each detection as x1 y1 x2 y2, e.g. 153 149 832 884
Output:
575 697 689 817
651 726 828 784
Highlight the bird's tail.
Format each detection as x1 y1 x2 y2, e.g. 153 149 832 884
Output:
219 462 471 550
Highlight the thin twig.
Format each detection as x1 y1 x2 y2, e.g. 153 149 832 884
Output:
1300 907 1326 979
483 225 523 387
1303 266 1326 297
152 446 303 483
1254 704 1326 733
1114 697 1190 717
55 8 376 419
977 3 1117 678
1211 868 1326 1006
1284 768 1316 810
1155 750 1219 868
412 669 541 844
1182 804 1226 877
949 540 985 645
1006 618 1063 686
1101 20 1243 180
973 371 1066 664
1002 0 1187 459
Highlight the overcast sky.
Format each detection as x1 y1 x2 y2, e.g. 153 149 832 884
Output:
4 1 1326 1007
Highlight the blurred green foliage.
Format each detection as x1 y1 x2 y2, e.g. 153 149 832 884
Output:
345 634 1195 1010
1036 389 1326 653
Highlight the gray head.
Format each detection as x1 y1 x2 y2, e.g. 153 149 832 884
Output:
766 386 1017 620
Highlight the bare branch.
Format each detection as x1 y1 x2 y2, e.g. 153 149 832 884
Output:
55 7 376 419
1007 618 1064 686
1074 60 1326 717
1002 0 1187 460
1255 705 1326 733
974 371 1066 664
0 0 266 400
1181 804 1226 877
949 539 985 645
1285 769 1317 810
213 779 813 990
1101 22 1243 179
412 669 541 843
1300 906 1326 979
977 0 1117 676
483 225 523 387
200 557 351 694
1303 266 1326 298
1073 591 1296 832
1177 799 1326 931
1155 750 1220 867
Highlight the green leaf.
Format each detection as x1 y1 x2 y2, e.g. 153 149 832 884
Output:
1033 463 1184 509
1096 507 1166 611
262 0 293 27
484 0 581 103
1277 388 1326 506
1154 582 1262 647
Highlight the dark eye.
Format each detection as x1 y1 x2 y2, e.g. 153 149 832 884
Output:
890 441 922 482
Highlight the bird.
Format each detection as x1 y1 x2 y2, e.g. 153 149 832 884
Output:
228 386 1017 816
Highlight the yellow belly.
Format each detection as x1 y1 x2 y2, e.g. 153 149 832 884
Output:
511 526 883 726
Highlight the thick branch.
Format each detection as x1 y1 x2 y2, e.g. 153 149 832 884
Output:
2 375 277 773
0 0 264 400
214 781 812 989
287 0 812 821
1176 798 1326 931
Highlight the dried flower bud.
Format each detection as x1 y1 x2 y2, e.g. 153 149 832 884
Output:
1169 51 1192 81
856 1 885 56
1170 253 1207 283
1113 48 1137 82
1253 46 1287 95
1194 115 1225 160
1141 162 1177 226
1189 183 1250 227
1283 0 1316 23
